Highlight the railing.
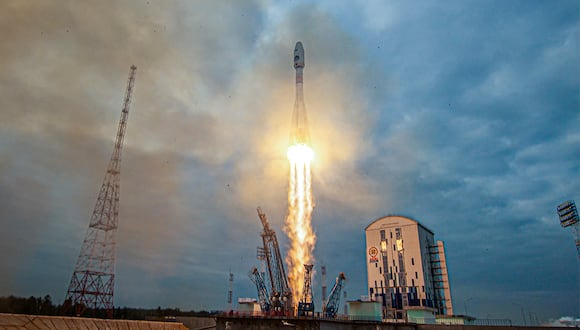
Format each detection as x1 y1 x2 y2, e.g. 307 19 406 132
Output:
218 311 381 322
470 318 512 326
435 318 513 326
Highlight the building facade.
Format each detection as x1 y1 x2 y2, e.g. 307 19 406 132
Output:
365 215 453 321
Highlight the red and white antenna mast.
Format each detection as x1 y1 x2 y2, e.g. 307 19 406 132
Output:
65 65 137 318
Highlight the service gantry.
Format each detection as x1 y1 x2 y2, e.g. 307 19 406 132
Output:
297 264 314 316
324 272 346 318
256 207 293 314
249 267 271 312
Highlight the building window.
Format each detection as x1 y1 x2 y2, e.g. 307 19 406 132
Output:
375 263 377 268
415 272 418 279
393 244 396 251
390 231 393 238
374 281 377 288
412 279 415 287
395 227 401 239
422 286 425 292
380 230 386 240
380 280 383 287
379 267 382 274
411 257 415 265
381 240 387 252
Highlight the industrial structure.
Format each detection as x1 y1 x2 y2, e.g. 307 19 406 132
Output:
297 264 314 316
255 207 293 313
324 272 346 318
249 267 271 312
64 65 137 317
250 206 347 318
365 216 453 321
557 200 580 259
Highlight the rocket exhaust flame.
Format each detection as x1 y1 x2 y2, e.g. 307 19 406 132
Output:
285 41 316 304
286 145 315 302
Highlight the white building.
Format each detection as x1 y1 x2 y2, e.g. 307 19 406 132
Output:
365 215 453 321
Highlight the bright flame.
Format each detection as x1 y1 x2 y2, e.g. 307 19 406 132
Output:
285 143 315 304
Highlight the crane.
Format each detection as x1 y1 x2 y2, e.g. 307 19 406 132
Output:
257 207 293 313
249 267 271 312
324 272 346 318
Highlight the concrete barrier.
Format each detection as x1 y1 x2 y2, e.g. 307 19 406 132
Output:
0 313 189 330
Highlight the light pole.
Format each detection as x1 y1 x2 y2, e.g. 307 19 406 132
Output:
512 302 526 326
464 297 473 316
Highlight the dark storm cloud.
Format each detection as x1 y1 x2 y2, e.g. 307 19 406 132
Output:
344 1 579 320
0 0 578 323
0 0 380 310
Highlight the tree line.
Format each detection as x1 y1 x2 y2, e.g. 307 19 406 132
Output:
0 295 217 320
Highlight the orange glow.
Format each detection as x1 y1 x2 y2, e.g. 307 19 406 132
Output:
285 143 316 303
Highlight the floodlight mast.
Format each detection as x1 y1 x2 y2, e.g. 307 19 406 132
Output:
557 200 580 259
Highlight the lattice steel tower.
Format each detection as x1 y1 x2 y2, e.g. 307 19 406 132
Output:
297 264 314 316
65 65 137 318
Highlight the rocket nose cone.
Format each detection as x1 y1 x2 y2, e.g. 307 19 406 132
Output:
294 41 305 69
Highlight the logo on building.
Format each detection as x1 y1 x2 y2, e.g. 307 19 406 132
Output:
369 246 379 263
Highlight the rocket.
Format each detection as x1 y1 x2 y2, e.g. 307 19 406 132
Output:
290 41 310 145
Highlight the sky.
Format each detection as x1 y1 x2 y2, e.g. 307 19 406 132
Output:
0 0 578 324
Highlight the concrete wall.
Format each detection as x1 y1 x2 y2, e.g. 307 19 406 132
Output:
0 313 189 330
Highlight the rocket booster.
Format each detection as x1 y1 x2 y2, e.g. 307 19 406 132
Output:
290 41 310 145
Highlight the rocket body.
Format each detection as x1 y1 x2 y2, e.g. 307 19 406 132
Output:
290 42 310 145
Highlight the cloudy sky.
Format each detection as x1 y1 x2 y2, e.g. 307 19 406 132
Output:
0 0 578 324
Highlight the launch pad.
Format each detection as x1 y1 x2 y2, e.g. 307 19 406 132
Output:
245 41 347 319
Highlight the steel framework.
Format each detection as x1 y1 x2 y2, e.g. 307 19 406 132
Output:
297 264 314 316
257 207 293 313
64 65 136 318
324 272 346 318
249 267 271 312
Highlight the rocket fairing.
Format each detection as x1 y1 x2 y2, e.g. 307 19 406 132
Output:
294 41 305 70
290 41 310 146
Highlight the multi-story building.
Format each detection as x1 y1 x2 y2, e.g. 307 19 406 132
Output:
365 215 453 321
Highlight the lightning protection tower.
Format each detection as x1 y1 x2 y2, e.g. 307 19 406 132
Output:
65 65 137 318
227 271 234 311
321 265 327 309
